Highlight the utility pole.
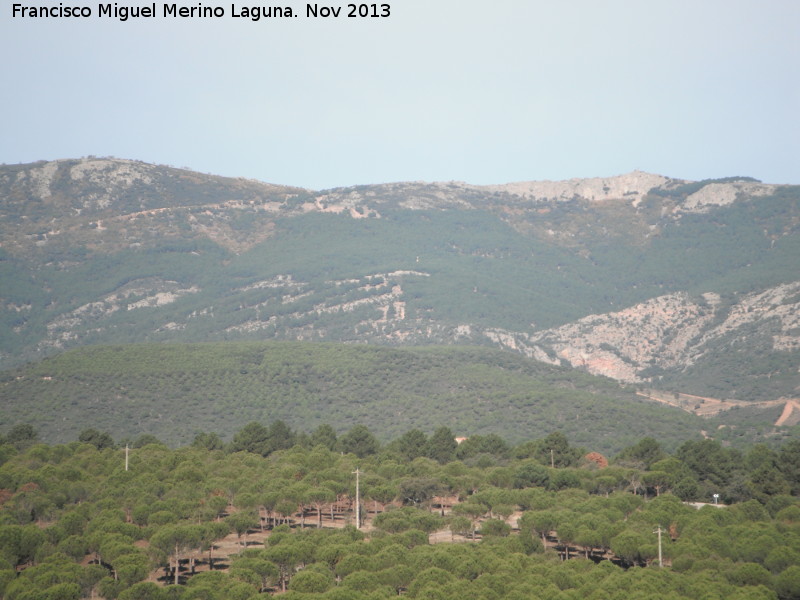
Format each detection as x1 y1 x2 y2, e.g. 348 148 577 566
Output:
125 445 129 472
653 526 663 567
550 449 555 468
353 468 361 529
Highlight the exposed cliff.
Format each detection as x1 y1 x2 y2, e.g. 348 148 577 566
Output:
485 283 800 397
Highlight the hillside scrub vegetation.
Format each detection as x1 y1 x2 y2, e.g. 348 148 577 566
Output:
0 423 798 599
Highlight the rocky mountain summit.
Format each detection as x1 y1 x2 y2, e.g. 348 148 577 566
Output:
311 171 781 218
1 158 798 406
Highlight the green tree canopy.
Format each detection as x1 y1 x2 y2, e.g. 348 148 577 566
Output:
426 427 457 464
340 425 379 458
6 424 38 451
616 437 667 469
78 428 115 450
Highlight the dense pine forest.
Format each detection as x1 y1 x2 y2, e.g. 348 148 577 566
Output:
0 422 798 599
2 341 795 454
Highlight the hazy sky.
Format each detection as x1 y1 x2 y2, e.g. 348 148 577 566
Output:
2 0 798 189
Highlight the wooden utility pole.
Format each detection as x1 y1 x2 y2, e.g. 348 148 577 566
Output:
550 449 555 468
653 526 663 567
353 468 361 529
125 445 129 472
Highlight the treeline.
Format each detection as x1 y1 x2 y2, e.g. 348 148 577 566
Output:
5 420 800 506
1 422 799 599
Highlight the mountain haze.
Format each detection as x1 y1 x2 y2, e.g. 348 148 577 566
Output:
1 158 798 411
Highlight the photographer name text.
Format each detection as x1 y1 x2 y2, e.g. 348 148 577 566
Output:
12 2 391 21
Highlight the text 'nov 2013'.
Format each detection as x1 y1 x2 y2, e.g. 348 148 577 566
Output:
11 2 391 21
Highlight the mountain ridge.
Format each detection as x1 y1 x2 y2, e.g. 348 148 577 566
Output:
1 157 798 407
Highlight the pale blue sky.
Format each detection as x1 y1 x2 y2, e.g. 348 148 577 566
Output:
2 0 798 189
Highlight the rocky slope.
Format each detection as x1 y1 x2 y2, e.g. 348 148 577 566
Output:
484 283 800 394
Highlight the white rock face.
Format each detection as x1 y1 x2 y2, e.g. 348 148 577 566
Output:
69 158 154 187
39 279 201 351
27 161 61 199
681 182 776 212
478 171 676 203
126 287 200 310
526 293 713 382
520 282 800 383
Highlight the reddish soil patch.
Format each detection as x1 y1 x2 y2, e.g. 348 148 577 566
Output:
775 400 800 427
636 388 788 419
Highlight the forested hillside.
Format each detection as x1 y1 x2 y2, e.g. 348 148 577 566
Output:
1 158 798 403
0 341 728 452
0 425 798 600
